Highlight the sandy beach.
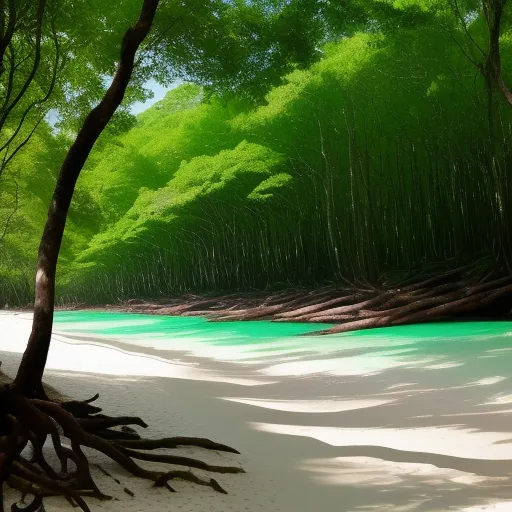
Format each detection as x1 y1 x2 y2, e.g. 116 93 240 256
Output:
1 311 512 511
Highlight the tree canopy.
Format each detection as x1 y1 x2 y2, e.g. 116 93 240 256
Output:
1 0 512 306
2 2 512 507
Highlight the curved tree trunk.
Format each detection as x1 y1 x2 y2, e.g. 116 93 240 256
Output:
13 0 160 397
1 7 243 508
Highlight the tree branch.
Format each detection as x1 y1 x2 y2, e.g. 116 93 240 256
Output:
13 0 161 396
481 0 512 107
0 0 46 133
0 18 60 177
0 179 19 243
0 0 16 75
450 0 485 56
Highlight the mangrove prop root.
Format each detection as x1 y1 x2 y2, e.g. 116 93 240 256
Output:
114 268 512 334
0 386 243 512
163 273 512 334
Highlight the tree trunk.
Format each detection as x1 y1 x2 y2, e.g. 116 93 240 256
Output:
0 0 16 75
13 0 160 397
482 0 512 107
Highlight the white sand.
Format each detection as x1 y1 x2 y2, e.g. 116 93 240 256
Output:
2 311 512 511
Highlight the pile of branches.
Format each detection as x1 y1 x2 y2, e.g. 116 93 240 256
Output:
116 267 512 334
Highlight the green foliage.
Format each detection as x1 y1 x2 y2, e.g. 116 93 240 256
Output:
59 141 284 300
80 83 244 223
248 173 293 201
2 0 512 305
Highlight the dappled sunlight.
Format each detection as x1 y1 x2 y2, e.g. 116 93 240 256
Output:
462 503 512 511
5 312 512 398
50 314 512 388
486 347 512 354
299 456 494 486
4 2 512 509
469 376 507 386
388 382 418 389
296 457 512 512
130 337 317 365
260 354 435 377
54 312 336 365
3 311 512 511
424 409 512 419
250 423 512 459
485 394 512 405
1 313 272 385
220 397 394 413
48 336 270 386
423 361 464 369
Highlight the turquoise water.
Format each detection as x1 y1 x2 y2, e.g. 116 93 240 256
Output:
340 320 512 339
54 311 512 339
53 311 333 345
42 315 512 512
53 311 512 355
49 311 512 391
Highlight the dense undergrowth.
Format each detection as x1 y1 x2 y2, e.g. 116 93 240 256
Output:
1 5 512 306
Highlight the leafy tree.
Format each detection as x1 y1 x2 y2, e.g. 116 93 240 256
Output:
1 14 512 507
0 0 329 301
0 0 61 180
479 0 512 106
51 0 512 304
0 1 241 510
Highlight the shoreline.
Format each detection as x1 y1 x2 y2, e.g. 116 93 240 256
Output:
2 311 512 511
54 277 512 334
7 268 512 335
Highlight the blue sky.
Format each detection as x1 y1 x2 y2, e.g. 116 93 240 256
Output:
46 79 176 128
130 79 177 114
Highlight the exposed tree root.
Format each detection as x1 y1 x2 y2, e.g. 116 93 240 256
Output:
0 385 243 511
106 268 512 334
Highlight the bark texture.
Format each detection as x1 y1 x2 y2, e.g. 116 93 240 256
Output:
482 0 512 106
2 5 243 511
109 269 512 335
13 0 160 397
